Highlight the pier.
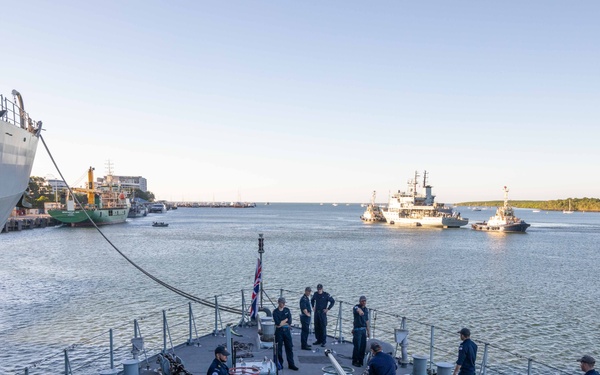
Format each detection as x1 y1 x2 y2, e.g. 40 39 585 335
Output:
1 214 59 233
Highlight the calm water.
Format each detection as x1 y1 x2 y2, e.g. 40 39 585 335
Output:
1 204 599 374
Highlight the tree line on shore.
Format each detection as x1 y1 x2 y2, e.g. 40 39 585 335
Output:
456 197 600 212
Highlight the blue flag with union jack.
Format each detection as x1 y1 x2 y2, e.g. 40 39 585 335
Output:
249 258 261 320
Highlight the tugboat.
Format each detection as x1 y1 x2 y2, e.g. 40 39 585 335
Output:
381 171 468 228
360 191 386 222
471 186 530 232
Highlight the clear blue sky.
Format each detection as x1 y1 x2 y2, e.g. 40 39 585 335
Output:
3 1 599 203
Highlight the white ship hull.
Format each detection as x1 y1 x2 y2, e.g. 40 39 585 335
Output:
382 210 468 228
0 119 40 227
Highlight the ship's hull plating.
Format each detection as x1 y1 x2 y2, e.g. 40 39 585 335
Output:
382 210 468 228
48 208 129 226
0 120 39 228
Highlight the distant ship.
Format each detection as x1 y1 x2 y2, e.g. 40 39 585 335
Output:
360 191 386 222
0 90 42 228
381 171 468 228
48 167 130 226
471 186 530 232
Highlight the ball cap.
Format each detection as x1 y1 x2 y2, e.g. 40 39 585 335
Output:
278 297 286 304
579 355 595 365
458 328 471 336
359 295 367 301
305 286 312 292
215 346 230 356
317 283 323 289
370 341 382 351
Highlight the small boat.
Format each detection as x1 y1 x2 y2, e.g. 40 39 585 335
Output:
472 207 482 211
152 222 169 227
360 191 386 222
532 210 541 213
563 199 574 214
471 186 530 232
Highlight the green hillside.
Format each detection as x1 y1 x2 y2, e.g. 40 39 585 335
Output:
455 198 600 212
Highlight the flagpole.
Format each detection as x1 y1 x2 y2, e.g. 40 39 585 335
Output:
258 233 264 309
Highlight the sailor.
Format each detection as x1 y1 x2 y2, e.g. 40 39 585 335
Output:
299 286 312 350
273 297 299 370
367 341 397 375
352 295 370 367
207 346 230 375
453 328 477 375
579 355 599 375
311 283 335 346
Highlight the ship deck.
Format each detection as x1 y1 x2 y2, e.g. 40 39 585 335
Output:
137 324 414 375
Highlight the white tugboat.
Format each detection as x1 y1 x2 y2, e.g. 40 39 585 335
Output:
471 186 530 232
360 190 386 222
381 171 468 228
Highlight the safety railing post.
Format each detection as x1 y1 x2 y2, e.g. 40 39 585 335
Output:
527 358 532 374
335 301 344 342
238 289 247 326
134 319 138 338
163 310 167 353
110 328 114 369
189 302 193 343
429 326 435 374
480 343 488 375
25 367 29 375
214 296 220 335
64 349 69 375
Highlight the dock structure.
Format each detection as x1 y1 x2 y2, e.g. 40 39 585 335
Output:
2 214 59 233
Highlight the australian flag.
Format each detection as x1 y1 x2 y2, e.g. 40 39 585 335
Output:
249 258 261 320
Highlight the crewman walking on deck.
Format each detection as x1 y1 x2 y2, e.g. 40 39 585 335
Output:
453 328 477 375
352 295 370 367
207 346 230 375
311 283 335 347
299 286 312 350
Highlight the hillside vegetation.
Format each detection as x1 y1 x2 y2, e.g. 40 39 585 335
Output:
456 198 600 212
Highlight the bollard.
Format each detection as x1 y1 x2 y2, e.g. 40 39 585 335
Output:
436 362 454 375
122 359 140 375
412 354 428 375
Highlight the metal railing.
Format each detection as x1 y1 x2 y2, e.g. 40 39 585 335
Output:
13 288 575 375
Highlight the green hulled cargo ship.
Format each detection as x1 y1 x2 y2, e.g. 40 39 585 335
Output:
48 167 130 226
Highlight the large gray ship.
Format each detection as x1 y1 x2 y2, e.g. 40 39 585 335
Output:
0 90 42 228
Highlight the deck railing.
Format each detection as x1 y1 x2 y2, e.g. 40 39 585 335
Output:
14 288 575 375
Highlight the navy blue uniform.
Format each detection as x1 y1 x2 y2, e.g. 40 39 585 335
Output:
273 307 296 368
311 291 335 344
299 294 312 348
352 304 369 366
456 338 477 375
207 358 229 375
368 351 397 375
584 371 600 375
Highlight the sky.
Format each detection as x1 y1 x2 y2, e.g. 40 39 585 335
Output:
3 1 599 203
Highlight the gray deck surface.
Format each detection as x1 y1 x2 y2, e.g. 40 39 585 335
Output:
138 324 414 375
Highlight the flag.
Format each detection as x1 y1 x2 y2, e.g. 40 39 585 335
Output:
249 257 261 320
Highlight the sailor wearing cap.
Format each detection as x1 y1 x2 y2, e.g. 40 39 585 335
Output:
352 295 370 367
311 283 335 346
273 297 299 370
579 355 599 375
207 346 230 375
367 341 397 375
299 287 313 350
453 328 477 375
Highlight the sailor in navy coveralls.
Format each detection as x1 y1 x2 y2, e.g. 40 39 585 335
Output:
579 355 599 375
453 328 477 375
273 297 298 370
207 346 230 375
311 283 335 346
299 286 313 350
352 295 370 367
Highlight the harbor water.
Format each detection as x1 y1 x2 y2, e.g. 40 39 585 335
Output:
1 204 599 374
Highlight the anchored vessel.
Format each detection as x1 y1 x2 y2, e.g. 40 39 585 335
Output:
48 167 130 226
381 171 468 228
471 186 530 232
360 190 386 222
0 90 42 228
